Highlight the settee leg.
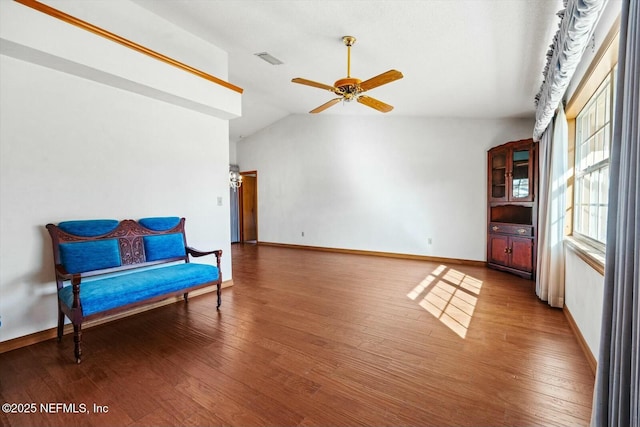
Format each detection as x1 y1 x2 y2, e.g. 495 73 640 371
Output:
57 309 64 342
73 324 82 364
183 292 189 302
216 284 221 310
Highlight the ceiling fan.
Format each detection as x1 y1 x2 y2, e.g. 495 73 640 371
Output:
292 36 403 114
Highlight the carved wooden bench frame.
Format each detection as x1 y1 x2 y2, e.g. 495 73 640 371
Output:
46 218 222 363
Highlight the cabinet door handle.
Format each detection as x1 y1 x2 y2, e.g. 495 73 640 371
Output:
517 228 527 234
492 226 499 231
504 247 509 253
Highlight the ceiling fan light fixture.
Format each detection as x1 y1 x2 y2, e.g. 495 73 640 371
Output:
254 52 283 65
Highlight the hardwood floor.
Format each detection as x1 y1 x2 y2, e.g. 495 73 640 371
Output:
0 244 594 426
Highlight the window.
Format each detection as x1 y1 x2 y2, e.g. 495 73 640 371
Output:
573 69 615 244
564 21 619 273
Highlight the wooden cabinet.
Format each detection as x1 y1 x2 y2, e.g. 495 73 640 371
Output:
487 139 537 279
488 231 534 274
489 140 535 203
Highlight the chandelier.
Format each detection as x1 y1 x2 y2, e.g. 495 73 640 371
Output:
229 170 242 191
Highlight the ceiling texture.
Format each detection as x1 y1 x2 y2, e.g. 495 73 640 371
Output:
133 0 563 143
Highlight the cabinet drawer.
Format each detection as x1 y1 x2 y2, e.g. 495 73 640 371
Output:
489 223 533 236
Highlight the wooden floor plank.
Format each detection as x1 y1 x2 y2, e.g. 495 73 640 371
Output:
0 244 594 426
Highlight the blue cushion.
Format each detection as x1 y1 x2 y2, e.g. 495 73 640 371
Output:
138 217 180 231
57 220 119 237
59 240 121 274
143 234 186 261
58 263 219 316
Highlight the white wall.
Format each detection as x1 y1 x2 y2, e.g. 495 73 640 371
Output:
229 139 238 165
237 114 532 261
46 0 230 81
565 249 605 358
0 0 240 120
0 1 237 342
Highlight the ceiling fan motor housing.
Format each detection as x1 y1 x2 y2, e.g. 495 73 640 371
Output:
334 77 362 100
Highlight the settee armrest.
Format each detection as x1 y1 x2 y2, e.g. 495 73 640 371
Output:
186 247 222 276
54 264 82 309
54 264 74 280
186 247 222 259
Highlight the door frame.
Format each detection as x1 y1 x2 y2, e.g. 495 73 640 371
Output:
238 170 258 243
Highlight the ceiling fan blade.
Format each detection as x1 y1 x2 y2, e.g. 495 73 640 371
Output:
358 69 403 92
292 78 337 92
310 98 342 113
357 95 394 113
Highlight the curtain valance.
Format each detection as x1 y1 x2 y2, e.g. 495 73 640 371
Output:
533 0 607 141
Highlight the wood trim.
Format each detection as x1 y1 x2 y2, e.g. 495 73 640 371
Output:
0 280 233 354
563 305 597 376
565 15 620 118
13 0 243 94
564 237 605 275
258 241 487 267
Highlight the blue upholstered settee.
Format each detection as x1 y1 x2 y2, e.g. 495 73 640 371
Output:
46 217 222 363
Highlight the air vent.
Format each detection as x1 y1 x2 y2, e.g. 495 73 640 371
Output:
254 52 283 65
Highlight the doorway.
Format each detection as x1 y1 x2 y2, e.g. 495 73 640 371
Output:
239 171 258 243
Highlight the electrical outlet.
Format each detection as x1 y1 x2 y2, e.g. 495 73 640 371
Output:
301 231 305 237
428 238 432 245
217 196 223 206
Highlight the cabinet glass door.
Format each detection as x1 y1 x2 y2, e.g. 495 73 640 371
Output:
491 152 507 200
511 149 530 199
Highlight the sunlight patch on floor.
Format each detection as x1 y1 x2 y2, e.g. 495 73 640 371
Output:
407 265 483 338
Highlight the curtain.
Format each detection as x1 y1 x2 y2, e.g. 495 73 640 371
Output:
536 104 568 307
591 0 640 425
533 0 607 141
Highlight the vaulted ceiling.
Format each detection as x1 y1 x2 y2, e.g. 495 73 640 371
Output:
133 0 563 142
